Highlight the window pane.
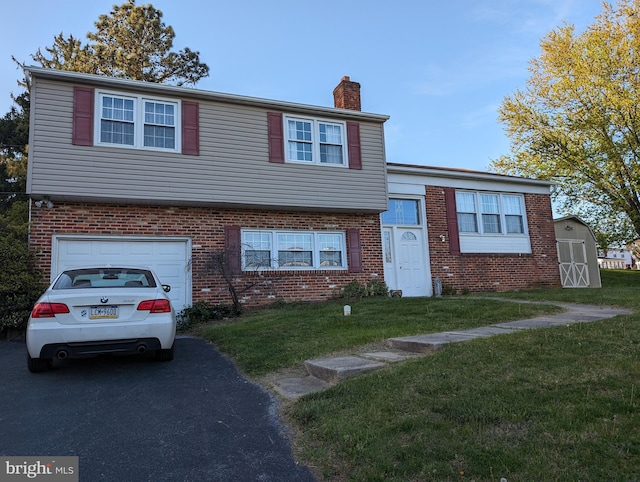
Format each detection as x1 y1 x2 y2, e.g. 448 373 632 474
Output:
319 234 344 267
482 213 501 233
278 251 312 267
506 215 524 234
381 199 420 225
457 213 478 232
455 192 476 212
102 96 134 122
144 125 176 148
100 120 135 145
384 231 392 263
244 232 271 250
319 123 342 144
144 102 175 126
320 144 343 164
480 194 500 214
243 233 272 268
278 233 312 250
288 120 312 141
277 233 313 267
503 195 523 215
245 250 272 267
288 141 313 161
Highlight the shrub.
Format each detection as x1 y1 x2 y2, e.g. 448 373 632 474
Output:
177 301 234 331
0 201 45 335
341 279 389 300
366 279 389 297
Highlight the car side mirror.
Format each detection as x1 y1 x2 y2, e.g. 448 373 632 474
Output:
162 284 171 293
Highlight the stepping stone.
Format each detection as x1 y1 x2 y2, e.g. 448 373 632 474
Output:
388 331 484 353
304 356 385 383
360 351 418 363
272 376 330 400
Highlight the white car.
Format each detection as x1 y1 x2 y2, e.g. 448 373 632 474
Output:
26 267 177 373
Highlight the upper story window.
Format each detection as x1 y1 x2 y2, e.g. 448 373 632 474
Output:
285 115 347 166
97 91 179 151
242 229 347 270
456 191 526 235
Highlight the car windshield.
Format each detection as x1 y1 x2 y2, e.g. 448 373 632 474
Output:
53 268 157 289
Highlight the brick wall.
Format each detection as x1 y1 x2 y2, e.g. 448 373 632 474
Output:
30 203 383 306
425 186 561 293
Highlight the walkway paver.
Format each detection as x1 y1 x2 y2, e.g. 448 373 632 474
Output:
270 301 631 400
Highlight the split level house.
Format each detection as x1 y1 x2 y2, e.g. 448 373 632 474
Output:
26 67 561 312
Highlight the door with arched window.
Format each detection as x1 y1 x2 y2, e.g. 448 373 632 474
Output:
381 199 431 297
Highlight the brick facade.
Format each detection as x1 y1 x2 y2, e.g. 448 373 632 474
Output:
30 203 384 307
425 186 561 293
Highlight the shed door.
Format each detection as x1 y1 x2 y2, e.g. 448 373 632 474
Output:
557 239 590 288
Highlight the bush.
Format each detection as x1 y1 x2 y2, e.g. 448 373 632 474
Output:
341 279 389 300
177 301 235 331
0 201 45 335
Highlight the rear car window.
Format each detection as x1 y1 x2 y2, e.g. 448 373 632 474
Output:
53 268 157 289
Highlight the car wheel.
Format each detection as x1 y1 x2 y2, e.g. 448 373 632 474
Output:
155 345 174 362
27 354 52 373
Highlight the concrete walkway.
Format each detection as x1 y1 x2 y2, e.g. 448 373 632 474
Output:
269 302 632 400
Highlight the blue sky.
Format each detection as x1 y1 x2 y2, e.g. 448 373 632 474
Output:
1 0 606 171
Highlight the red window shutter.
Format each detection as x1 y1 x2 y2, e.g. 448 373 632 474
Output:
346 121 362 170
267 112 285 163
347 228 363 273
225 225 242 274
182 101 200 155
444 188 461 255
72 87 94 146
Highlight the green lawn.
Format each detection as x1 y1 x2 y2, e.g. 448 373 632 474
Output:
200 270 640 481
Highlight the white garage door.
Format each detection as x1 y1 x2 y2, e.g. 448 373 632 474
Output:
53 236 191 311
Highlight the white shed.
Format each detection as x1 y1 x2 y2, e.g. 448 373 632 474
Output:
554 216 602 288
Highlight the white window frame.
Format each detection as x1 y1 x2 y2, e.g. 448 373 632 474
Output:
241 229 347 270
284 115 348 167
95 90 181 152
455 191 528 236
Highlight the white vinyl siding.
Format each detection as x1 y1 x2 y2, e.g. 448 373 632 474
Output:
242 230 346 270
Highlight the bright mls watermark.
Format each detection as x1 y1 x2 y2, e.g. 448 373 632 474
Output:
0 457 78 481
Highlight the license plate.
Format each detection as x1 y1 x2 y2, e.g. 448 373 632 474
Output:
89 306 119 319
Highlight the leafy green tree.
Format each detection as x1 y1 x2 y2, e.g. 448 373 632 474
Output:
0 201 45 334
31 0 209 86
492 0 640 238
0 91 29 213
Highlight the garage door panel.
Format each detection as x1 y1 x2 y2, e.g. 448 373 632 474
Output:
54 237 190 311
98 242 126 256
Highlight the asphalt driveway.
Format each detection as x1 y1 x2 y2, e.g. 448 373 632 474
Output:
0 336 316 481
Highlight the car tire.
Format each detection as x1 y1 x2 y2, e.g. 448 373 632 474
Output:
155 345 174 362
27 354 52 373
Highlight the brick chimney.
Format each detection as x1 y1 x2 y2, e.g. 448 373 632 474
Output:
333 76 361 111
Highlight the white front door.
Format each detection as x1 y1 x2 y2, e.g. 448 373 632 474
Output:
383 227 430 297
557 239 590 288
